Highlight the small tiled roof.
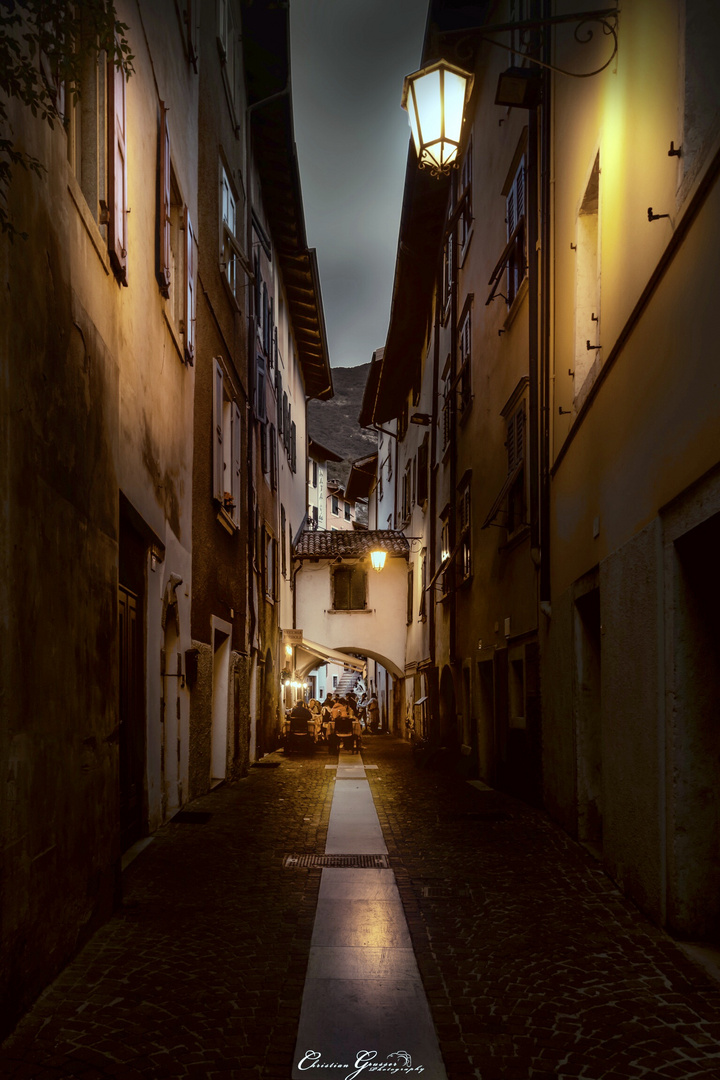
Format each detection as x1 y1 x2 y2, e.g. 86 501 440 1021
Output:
294 530 409 561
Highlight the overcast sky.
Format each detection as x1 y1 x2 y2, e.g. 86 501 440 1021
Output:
290 0 429 369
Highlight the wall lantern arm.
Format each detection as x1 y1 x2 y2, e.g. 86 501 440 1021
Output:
443 7 619 81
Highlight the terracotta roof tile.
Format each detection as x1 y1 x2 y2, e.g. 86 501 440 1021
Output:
294 529 409 560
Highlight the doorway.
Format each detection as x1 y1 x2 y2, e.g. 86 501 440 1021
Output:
669 511 720 940
575 587 602 848
118 510 147 852
211 618 232 784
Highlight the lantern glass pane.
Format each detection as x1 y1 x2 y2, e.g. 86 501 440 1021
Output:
413 68 442 149
407 88 422 156
443 70 467 144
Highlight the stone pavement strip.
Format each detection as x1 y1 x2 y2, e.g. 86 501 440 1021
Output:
1 737 720 1079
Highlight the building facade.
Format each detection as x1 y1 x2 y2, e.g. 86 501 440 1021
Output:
0 0 331 1034
366 0 720 939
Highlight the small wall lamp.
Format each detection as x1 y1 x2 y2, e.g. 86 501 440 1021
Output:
410 412 432 426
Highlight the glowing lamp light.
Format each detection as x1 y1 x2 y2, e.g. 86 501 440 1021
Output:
402 59 474 174
285 644 293 657
370 549 387 573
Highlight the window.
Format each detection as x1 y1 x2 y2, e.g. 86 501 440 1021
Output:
108 47 128 285
406 566 414 625
419 548 427 620
442 366 453 452
217 0 239 116
281 505 287 576
333 567 367 611
159 115 196 364
66 38 107 235
458 308 472 415
459 138 473 256
573 152 600 394
264 529 277 601
442 229 453 315
269 423 278 490
400 463 411 525
344 501 351 522
457 480 472 584
312 461 318 488
179 0 198 70
213 358 242 525
255 351 266 421
440 517 451 596
417 435 429 505
312 506 319 529
221 164 243 302
331 495 339 516
283 394 290 450
290 421 297 473
506 403 526 535
275 370 283 436
505 157 526 305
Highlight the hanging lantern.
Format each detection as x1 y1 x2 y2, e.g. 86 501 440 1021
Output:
370 549 387 573
402 59 474 174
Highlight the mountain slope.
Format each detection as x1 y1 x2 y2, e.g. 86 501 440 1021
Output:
307 363 376 482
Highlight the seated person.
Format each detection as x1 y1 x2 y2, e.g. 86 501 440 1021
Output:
332 698 354 746
288 697 312 734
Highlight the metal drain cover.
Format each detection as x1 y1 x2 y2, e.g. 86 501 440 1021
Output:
283 854 390 868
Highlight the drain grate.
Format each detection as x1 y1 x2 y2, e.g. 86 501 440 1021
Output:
172 811 213 824
283 853 390 868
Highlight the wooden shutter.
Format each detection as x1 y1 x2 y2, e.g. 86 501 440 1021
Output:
256 354 266 421
108 51 128 284
461 313 471 365
231 401 241 521
159 103 171 297
333 568 350 610
507 415 517 472
275 370 283 434
260 422 268 474
213 359 224 500
417 436 429 504
515 405 525 463
290 421 297 473
350 570 367 611
185 208 196 364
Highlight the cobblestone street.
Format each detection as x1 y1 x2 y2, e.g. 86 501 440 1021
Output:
2 737 720 1080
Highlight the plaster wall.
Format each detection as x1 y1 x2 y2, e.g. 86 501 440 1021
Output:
295 558 408 677
0 0 197 1034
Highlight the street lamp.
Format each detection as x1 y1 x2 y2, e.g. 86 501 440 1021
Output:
370 549 387 573
401 59 474 175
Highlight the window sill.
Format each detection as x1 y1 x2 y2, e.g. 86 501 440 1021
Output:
459 226 474 268
163 309 186 364
499 523 530 553
216 505 239 534
66 170 110 278
503 276 529 331
327 608 373 615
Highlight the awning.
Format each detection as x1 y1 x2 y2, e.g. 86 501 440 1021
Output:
297 638 364 672
482 462 523 529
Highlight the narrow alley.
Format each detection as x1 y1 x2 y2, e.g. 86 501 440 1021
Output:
2 737 719 1080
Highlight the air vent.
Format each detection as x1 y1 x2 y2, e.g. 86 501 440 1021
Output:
283 854 390 868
